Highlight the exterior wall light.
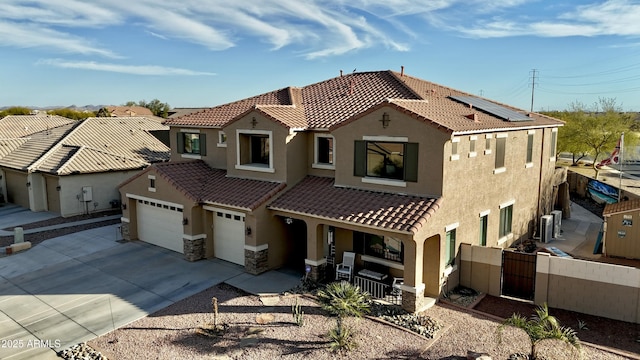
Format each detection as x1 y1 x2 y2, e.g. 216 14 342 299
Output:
183 218 189 225
251 117 258 128
26 182 31 187
380 112 390 128
246 226 252 236
285 217 294 225
56 185 61 191
122 203 127 210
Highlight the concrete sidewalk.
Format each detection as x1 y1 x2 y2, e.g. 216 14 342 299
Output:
0 221 300 360
539 201 604 259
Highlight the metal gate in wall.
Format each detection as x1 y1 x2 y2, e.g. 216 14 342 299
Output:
501 250 536 300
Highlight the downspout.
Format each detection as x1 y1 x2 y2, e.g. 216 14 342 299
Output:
535 128 547 237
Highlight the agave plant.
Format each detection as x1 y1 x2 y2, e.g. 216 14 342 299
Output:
500 303 580 359
316 281 371 351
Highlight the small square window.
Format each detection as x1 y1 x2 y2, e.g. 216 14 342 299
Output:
218 131 227 147
149 178 155 189
315 135 334 166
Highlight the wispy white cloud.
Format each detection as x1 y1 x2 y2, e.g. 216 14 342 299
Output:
1 0 639 60
38 59 216 76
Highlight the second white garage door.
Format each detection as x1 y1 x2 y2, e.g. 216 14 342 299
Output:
213 209 245 265
136 199 184 253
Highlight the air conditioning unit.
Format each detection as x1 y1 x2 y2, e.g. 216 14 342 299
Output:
550 210 562 238
540 215 554 243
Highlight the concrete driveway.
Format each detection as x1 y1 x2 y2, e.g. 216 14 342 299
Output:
0 224 246 360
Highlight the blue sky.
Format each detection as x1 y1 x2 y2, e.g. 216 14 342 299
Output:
1 0 640 112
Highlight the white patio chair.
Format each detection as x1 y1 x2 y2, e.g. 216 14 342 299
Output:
335 251 355 282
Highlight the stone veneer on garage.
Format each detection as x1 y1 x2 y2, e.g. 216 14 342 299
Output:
245 248 268 274
183 238 204 262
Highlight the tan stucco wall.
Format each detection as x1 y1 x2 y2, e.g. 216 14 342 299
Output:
331 107 448 196
223 113 290 182
604 212 640 259
4 169 29 208
459 243 502 296
44 175 61 213
170 127 227 170
58 171 139 217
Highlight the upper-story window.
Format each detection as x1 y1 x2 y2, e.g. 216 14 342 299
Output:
526 131 534 167
177 130 206 157
469 135 477 158
313 134 334 169
451 137 460 161
235 130 274 173
485 134 492 155
354 137 418 185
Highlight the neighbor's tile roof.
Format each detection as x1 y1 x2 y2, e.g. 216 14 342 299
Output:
106 106 154 117
0 123 77 170
603 199 640 216
61 117 169 164
164 70 563 132
0 138 28 159
137 160 286 210
37 145 148 175
168 108 209 118
0 115 75 138
268 176 442 234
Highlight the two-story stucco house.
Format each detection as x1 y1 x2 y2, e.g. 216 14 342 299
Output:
118 69 563 311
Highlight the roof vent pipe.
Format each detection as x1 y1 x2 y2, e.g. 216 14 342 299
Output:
340 70 343 77
401 66 404 77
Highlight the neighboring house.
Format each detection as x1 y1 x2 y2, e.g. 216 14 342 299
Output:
106 106 154 117
602 199 640 259
168 108 209 118
0 116 169 217
119 70 563 312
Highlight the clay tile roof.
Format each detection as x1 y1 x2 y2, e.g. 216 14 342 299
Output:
0 138 28 159
603 199 640 216
268 176 441 234
38 145 147 175
0 115 75 138
164 70 562 132
165 88 292 127
0 123 77 170
151 160 286 210
106 106 154 117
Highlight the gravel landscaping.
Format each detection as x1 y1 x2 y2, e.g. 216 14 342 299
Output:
84 283 636 360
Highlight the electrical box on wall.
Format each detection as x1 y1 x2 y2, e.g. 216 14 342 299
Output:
82 186 93 202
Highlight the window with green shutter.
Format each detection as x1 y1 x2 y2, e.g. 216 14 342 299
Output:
177 132 206 155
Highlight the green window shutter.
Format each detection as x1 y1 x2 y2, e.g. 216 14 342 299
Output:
176 132 184 154
354 140 366 177
199 134 207 156
404 142 419 182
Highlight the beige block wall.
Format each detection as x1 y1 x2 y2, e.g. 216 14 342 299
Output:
536 253 640 323
169 127 227 169
331 107 448 196
604 212 640 260
459 243 502 296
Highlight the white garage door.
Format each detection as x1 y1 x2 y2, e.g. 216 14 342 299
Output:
136 199 184 253
213 209 245 265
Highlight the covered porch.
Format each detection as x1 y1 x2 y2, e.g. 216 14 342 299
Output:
268 176 443 312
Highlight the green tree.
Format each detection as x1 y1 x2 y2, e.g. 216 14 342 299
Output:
316 282 370 351
96 107 112 117
0 106 32 118
500 303 580 359
47 108 95 120
549 98 636 178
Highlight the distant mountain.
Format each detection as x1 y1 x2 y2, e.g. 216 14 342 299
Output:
0 105 107 112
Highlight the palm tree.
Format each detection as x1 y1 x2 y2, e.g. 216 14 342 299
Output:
316 281 371 351
500 303 580 359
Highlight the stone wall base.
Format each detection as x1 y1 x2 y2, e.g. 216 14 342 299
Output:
184 238 204 262
121 223 131 241
245 248 268 274
402 287 428 313
308 263 327 282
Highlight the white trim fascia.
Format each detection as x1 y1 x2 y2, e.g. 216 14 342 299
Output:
245 244 269 252
148 175 156 180
121 217 130 223
125 193 184 209
451 124 562 136
499 199 515 209
148 187 156 192
468 152 477 158
450 154 460 161
493 167 506 174
236 129 274 170
479 209 490 217
204 205 246 218
528 129 536 134
234 164 275 173
445 222 459 232
363 135 409 142
525 162 534 168
360 254 404 270
181 154 202 160
361 177 407 187
204 202 251 212
312 163 335 170
496 133 508 138
183 233 207 241
399 282 425 294
180 128 201 133
304 258 327 266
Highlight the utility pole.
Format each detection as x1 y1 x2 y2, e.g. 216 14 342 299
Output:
479 89 484 97
529 69 538 113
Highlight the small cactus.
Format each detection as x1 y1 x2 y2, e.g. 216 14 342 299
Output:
292 297 305 326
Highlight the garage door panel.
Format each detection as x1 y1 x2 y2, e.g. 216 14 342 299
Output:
213 210 245 265
136 200 184 254
6 171 29 208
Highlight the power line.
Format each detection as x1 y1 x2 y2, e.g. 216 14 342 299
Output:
529 69 538 113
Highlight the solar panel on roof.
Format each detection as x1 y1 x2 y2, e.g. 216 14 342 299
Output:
449 95 531 122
